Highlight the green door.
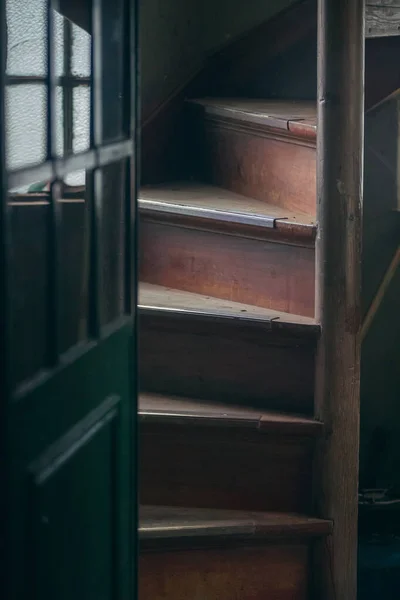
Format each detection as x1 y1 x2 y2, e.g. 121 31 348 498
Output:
1 0 138 598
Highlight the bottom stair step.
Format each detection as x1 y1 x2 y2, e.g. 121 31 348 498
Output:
139 506 332 600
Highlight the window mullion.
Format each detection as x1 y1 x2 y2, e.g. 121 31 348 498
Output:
62 18 73 156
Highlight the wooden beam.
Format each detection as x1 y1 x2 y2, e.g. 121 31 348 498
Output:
314 1 364 599
366 4 400 37
361 245 400 341
367 1 400 4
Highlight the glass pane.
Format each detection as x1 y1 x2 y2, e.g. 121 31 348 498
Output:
6 84 46 170
73 86 90 153
9 192 49 387
55 85 90 158
59 175 88 353
55 85 64 156
71 22 91 77
101 160 126 326
9 180 90 379
64 170 86 189
54 11 65 77
7 0 64 77
101 0 124 142
54 83 87 189
6 0 46 76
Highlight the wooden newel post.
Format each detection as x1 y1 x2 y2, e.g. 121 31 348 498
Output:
315 1 365 599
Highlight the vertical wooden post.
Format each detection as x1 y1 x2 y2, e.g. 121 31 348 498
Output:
315 1 364 599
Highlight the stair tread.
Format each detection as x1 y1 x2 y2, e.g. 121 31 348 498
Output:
139 284 316 410
139 505 332 542
139 392 322 435
139 283 318 332
189 98 317 137
139 182 315 229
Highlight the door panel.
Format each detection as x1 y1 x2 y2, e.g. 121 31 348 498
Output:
29 394 120 600
9 325 134 599
1 0 138 598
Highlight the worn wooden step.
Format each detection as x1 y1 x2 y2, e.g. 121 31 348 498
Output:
140 393 323 513
187 98 317 215
139 182 316 317
139 505 331 600
139 283 318 413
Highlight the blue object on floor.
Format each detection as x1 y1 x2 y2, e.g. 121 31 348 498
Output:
358 537 400 599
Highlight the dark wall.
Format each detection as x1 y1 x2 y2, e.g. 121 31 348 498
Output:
360 96 400 491
360 268 400 491
140 0 295 119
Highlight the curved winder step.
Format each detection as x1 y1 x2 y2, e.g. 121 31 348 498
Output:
140 182 315 239
139 182 316 316
139 505 332 600
186 98 317 215
140 393 323 512
189 98 317 140
139 283 319 413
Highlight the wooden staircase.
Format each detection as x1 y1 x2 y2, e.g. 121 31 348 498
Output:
7 0 392 597
138 99 329 598
139 506 331 600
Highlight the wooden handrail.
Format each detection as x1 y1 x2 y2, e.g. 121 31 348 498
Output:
361 245 400 342
314 1 364 599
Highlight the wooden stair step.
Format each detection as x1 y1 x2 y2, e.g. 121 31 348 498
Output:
139 283 318 333
140 393 322 512
139 392 322 434
186 98 317 215
140 505 332 546
139 284 318 413
189 98 317 140
139 182 316 317
139 506 331 600
140 181 315 238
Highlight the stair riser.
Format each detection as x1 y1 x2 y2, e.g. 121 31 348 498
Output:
195 121 316 215
140 544 310 600
140 425 315 513
139 312 315 413
140 220 315 317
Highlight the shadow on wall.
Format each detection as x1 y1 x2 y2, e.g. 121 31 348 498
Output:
140 0 295 120
360 266 400 493
359 92 400 494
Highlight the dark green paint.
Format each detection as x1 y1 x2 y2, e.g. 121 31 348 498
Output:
2 0 139 596
9 322 136 600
